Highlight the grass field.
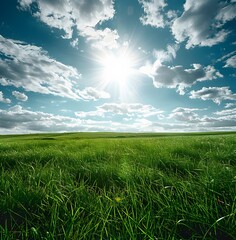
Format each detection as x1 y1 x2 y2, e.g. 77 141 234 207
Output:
0 132 235 239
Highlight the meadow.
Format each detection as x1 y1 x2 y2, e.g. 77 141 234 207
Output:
0 132 235 239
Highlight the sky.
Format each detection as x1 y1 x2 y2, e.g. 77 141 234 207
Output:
0 0 236 134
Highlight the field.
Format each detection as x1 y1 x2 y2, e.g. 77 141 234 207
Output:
0 132 235 239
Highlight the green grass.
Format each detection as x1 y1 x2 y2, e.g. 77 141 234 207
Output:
0 132 235 239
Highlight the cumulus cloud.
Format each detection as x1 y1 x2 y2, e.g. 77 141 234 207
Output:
172 0 236 48
199 115 236 129
75 109 104 119
167 106 236 130
12 91 28 101
0 35 80 99
0 105 157 134
0 104 235 134
77 87 110 101
169 107 204 122
139 0 167 28
81 27 119 49
152 44 179 65
0 105 97 133
0 91 11 104
224 55 236 68
70 38 79 49
190 87 236 104
139 44 179 76
17 0 33 10
225 103 236 109
18 0 119 49
0 35 109 101
141 61 222 94
75 103 163 119
140 44 222 94
214 108 236 116
99 103 163 117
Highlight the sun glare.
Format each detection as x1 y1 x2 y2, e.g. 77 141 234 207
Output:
100 51 135 86
93 47 141 101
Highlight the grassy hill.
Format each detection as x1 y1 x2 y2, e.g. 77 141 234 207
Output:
0 132 235 239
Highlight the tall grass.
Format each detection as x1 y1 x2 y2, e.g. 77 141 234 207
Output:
0 132 235 239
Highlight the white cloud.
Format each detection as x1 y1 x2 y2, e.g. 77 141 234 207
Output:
0 105 155 134
190 87 236 104
214 108 236 116
0 91 11 104
172 0 236 48
70 38 79 49
17 0 33 9
169 107 204 122
199 115 236 129
0 105 81 132
167 106 236 130
141 61 222 95
166 10 178 21
99 103 163 117
75 103 163 119
81 27 119 49
216 50 236 68
216 50 236 62
215 3 236 26
225 103 236 108
0 35 109 101
70 0 115 30
77 87 110 101
75 109 104 119
152 44 179 65
0 35 80 99
18 0 119 49
12 91 28 101
224 55 236 68
139 0 167 28
0 104 235 134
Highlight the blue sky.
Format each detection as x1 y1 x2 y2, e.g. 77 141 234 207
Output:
0 0 236 133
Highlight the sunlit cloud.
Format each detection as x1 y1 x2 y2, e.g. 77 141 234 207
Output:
12 91 28 101
0 91 11 104
77 87 110 101
0 35 81 99
169 107 206 123
225 103 236 109
214 108 236 116
139 0 167 28
224 55 236 68
172 0 236 48
190 87 236 104
18 0 119 49
152 44 179 66
0 35 109 101
141 62 222 95
75 103 163 119
0 104 235 134
81 27 119 50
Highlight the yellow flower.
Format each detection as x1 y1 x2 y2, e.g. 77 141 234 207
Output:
114 197 122 203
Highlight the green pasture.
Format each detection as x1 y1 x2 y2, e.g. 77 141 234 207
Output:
0 132 235 239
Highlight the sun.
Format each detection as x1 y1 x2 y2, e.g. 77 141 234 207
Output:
92 47 140 101
100 51 135 86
